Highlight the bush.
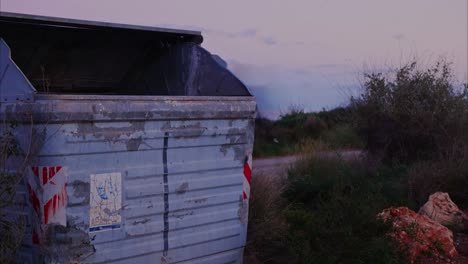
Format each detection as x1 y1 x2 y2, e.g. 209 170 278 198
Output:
320 124 365 149
0 124 26 262
303 116 327 139
282 153 408 263
409 156 468 208
316 107 354 128
352 61 468 163
254 106 361 157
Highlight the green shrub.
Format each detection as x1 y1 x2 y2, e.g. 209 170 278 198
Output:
409 156 468 208
254 106 360 157
320 124 365 149
316 107 354 128
0 124 26 262
351 59 468 212
352 61 468 163
283 154 408 263
304 115 327 139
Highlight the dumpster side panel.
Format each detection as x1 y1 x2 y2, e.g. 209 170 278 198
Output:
3 95 255 263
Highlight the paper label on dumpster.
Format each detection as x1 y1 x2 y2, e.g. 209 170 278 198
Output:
89 172 122 232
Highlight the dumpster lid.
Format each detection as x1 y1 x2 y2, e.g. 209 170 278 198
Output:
0 12 250 96
3 12 249 95
0 12 202 41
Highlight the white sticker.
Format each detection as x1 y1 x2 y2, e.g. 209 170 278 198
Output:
89 172 122 232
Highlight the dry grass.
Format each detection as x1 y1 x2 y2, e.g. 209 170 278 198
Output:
244 172 293 264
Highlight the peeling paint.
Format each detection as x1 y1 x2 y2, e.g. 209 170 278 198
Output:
29 126 47 157
191 198 207 204
161 121 207 138
44 224 95 263
219 128 247 162
133 219 150 225
3 96 257 262
101 110 154 120
74 121 145 142
170 211 194 219
238 196 249 225
71 180 90 205
126 136 143 151
176 182 189 194
161 255 172 264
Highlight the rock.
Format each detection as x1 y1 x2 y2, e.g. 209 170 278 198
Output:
378 207 458 263
419 192 468 231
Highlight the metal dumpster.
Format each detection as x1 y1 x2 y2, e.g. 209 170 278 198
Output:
0 12 255 263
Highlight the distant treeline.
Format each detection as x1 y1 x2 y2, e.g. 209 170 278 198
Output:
254 106 363 157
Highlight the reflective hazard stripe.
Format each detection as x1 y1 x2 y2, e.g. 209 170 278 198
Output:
243 155 252 200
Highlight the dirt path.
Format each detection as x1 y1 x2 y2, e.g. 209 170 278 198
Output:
253 150 365 177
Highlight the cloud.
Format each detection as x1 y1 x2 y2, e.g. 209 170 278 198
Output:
201 27 279 46
202 28 258 39
293 41 305 46
392 33 405 41
261 36 277 45
227 60 357 118
155 23 205 32
235 28 257 38
308 63 351 69
157 24 284 47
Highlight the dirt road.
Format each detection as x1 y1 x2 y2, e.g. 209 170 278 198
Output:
252 150 364 177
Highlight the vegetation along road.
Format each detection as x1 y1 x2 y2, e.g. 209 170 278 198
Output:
253 150 364 177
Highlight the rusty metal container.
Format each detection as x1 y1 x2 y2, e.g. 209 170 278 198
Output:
0 12 255 263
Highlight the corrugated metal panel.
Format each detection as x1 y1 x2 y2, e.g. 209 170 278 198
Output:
2 94 255 263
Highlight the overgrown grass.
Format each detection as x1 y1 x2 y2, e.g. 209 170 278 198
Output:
244 173 291 264
246 151 410 264
247 60 468 263
283 154 408 264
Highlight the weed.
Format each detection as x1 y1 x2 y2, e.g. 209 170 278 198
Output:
282 153 407 263
244 172 292 263
403 221 419 239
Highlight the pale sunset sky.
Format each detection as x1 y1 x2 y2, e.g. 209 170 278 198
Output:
2 0 467 118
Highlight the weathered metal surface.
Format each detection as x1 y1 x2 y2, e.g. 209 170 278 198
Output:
1 13 255 263
0 13 254 96
3 94 256 263
0 39 36 102
0 17 247 96
0 12 202 40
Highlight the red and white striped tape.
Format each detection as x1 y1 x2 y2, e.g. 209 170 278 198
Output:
243 155 252 200
27 166 68 244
